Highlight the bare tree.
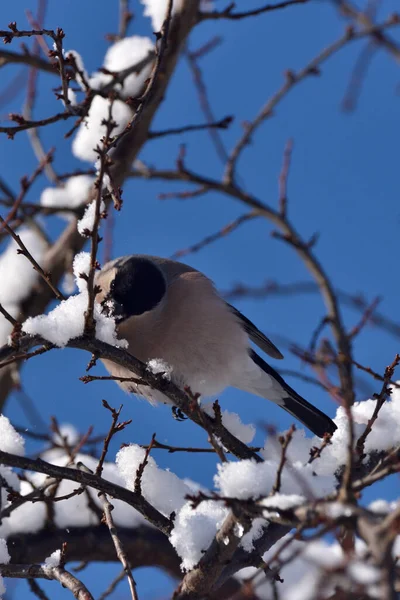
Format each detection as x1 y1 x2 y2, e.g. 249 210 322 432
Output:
0 1 400 599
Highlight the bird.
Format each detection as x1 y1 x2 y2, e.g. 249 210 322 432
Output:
95 254 337 438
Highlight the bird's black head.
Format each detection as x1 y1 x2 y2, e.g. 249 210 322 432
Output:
104 256 166 322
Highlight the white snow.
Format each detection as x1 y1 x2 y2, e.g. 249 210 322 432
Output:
0 448 148 541
117 444 190 516
368 499 399 514
72 96 132 163
0 371 399 587
0 416 25 520
0 415 25 455
240 517 265 553
0 539 10 564
89 36 154 98
66 49 89 91
44 549 61 569
72 252 91 292
65 88 77 107
147 358 172 380
61 272 76 295
0 538 10 598
260 493 305 518
22 252 126 349
0 228 46 344
284 571 319 600
22 289 124 348
52 423 80 447
202 404 255 444
214 455 330 500
41 175 94 219
77 200 105 237
140 0 212 31
214 387 400 502
348 561 380 584
140 0 184 31
170 500 229 571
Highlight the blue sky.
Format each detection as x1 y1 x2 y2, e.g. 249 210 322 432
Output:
1 0 399 598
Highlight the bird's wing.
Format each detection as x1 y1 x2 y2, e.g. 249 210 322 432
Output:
227 303 284 360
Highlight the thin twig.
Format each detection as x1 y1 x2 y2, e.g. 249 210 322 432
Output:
355 354 400 461
96 400 132 476
278 139 293 218
134 433 156 495
200 0 309 20
28 578 51 600
0 563 95 600
0 302 17 327
348 296 380 339
0 110 76 138
80 374 147 386
99 493 139 600
105 0 174 153
98 570 126 600
223 15 400 184
170 211 258 259
185 40 229 164
342 40 378 111
271 425 295 494
118 0 133 39
149 116 233 139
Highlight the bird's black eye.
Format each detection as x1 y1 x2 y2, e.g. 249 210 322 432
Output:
108 257 166 321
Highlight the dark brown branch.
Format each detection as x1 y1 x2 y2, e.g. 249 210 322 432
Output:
0 562 95 600
149 116 233 139
176 512 252 599
6 525 244 600
140 437 261 454
0 0 199 412
0 25 58 43
0 110 76 138
271 425 295 494
0 334 263 463
96 401 131 476
278 139 293 218
0 449 172 534
80 374 147 385
0 302 17 327
134 434 156 495
28 578 51 600
98 492 139 600
0 49 56 74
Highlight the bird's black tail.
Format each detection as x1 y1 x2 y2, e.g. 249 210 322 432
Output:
249 350 337 438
